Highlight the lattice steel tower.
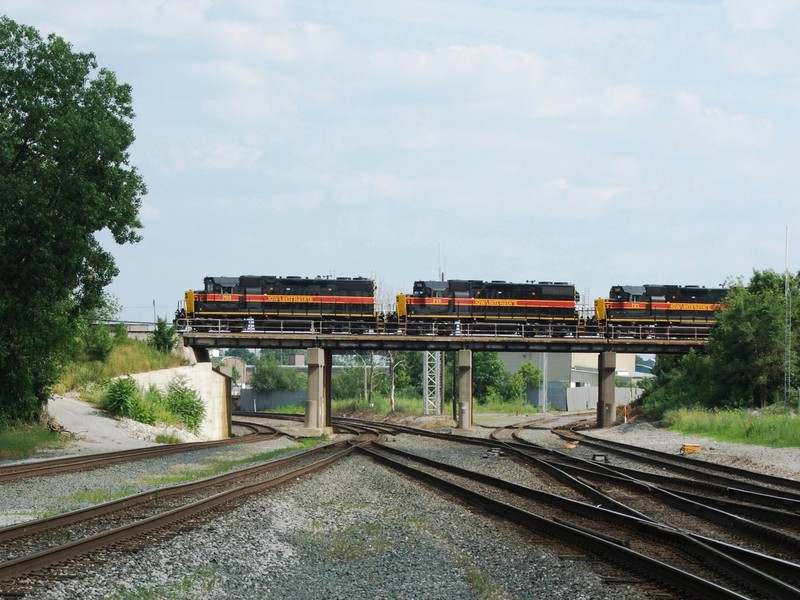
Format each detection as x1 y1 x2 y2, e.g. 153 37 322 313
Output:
423 351 442 415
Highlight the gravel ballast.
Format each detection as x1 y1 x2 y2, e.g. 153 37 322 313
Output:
20 454 649 600
6 404 800 598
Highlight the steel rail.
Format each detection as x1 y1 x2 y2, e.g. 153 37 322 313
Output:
536 457 800 527
366 442 800 599
359 444 756 600
0 444 359 582
503 433 800 552
0 443 344 544
0 429 278 483
556 428 800 494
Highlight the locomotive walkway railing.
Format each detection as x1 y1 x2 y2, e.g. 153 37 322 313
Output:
177 318 709 355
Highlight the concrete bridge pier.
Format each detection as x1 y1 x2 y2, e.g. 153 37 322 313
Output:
305 348 333 435
597 351 616 428
454 349 474 432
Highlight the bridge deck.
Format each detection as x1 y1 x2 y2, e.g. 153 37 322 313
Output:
181 331 704 354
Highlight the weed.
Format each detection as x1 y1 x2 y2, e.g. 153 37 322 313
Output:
110 567 219 599
0 424 70 460
666 407 800 447
62 488 138 505
137 442 320 485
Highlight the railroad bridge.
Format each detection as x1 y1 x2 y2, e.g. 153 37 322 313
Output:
181 329 705 434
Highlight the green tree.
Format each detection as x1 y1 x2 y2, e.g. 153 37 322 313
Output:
332 366 366 400
473 352 510 403
640 269 800 415
79 293 121 361
517 362 543 389
251 356 306 393
225 348 257 365
707 270 799 407
0 18 145 422
82 323 114 361
150 318 177 354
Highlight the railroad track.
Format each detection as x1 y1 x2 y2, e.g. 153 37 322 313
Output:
44 410 782 598
286 413 800 596
0 421 279 483
0 439 367 594
553 427 800 495
361 441 795 599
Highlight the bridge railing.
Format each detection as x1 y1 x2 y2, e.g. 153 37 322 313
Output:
176 318 712 341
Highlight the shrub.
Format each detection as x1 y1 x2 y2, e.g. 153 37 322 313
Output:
150 317 177 353
111 322 129 342
166 377 205 432
130 395 158 425
101 377 140 417
83 323 114 361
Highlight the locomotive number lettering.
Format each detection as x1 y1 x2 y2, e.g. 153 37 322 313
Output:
670 303 716 310
474 299 516 307
270 295 314 303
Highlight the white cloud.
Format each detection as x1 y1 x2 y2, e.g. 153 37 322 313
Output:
165 141 261 172
2 0 213 41
533 179 628 219
338 173 416 205
205 19 346 66
675 91 774 149
724 0 800 32
597 84 653 118
200 142 262 170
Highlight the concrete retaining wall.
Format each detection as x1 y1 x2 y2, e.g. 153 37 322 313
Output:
128 363 230 440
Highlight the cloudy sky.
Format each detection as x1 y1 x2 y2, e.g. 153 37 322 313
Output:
3 1 799 321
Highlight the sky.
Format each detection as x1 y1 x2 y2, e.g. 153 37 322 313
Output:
3 1 799 322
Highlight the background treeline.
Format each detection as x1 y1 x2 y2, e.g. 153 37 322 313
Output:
224 348 542 406
640 269 800 417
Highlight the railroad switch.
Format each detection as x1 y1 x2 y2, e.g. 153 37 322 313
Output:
482 447 507 459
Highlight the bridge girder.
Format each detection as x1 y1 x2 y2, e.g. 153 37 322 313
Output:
180 332 704 355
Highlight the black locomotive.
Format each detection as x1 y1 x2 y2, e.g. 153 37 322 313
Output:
396 279 579 334
176 275 727 337
595 284 727 335
177 275 376 332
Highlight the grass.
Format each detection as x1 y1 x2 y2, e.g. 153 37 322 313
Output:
110 568 218 599
62 488 139 506
54 338 186 394
330 395 539 417
0 423 71 460
665 407 800 448
455 555 507 599
138 437 324 486
326 522 392 559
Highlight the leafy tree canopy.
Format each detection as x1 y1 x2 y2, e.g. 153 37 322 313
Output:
640 269 800 416
251 356 306 393
0 17 145 422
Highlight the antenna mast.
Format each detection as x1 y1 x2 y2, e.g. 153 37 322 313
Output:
785 226 792 404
